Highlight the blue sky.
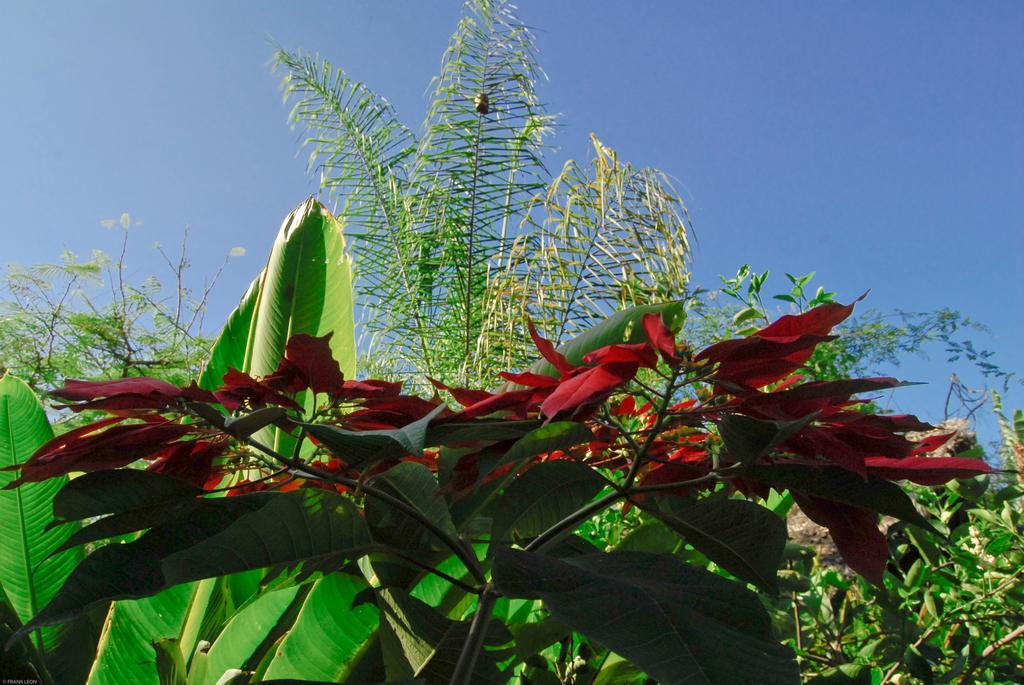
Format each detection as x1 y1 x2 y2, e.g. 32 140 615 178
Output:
1 1 1021 441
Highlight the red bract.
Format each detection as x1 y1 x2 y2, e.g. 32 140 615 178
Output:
582 343 658 369
642 313 682 365
697 335 836 390
498 371 559 388
147 440 226 487
50 377 215 412
428 378 495 408
794 494 889 585
264 333 347 396
343 396 446 430
4 418 194 487
337 379 404 400
540 362 640 421
696 299 862 390
864 456 993 485
446 389 544 421
527 320 574 375
732 378 908 421
756 297 862 338
214 369 302 411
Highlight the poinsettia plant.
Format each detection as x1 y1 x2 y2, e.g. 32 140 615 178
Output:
3 299 993 684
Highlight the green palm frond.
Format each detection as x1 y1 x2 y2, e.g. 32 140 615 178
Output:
273 49 434 375
275 2 692 390
410 0 553 381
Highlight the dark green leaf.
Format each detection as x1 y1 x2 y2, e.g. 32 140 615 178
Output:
376 588 508 684
51 470 200 523
490 460 604 544
301 405 444 469
493 549 799 685
366 462 456 551
14 490 374 639
477 421 594 482
719 413 817 466
648 496 787 592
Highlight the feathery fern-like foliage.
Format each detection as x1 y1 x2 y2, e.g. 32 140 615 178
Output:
275 0 691 388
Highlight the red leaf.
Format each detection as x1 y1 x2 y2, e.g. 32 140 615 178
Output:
794 494 888 584
214 369 302 411
50 377 203 412
498 371 560 388
446 388 546 421
698 335 835 389
428 378 495 408
265 333 346 396
734 378 908 421
5 419 194 486
755 297 863 339
51 377 181 401
642 313 680 364
864 456 993 485
527 320 574 376
695 298 865 390
583 343 659 369
540 362 639 421
147 440 225 487
338 379 404 400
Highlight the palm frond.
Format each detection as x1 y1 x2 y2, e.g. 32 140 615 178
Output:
274 48 437 375
474 135 693 379
409 0 553 381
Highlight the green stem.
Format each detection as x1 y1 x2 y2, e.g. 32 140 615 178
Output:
449 584 498 685
235 432 487 585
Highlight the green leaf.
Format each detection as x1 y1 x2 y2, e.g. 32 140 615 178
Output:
733 307 763 327
198 196 357 455
493 549 799 684
648 496 787 593
477 421 594 482
365 461 456 551
592 653 647 685
377 588 508 683
301 404 445 469
743 465 941 536
86 584 194 685
719 413 817 466
199 586 304 685
0 374 82 657
490 460 604 544
52 470 200 523
260 573 379 682
152 638 187 685
530 302 685 378
17 490 373 637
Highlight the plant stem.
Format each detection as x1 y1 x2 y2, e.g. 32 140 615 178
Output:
958 623 1024 684
449 584 498 685
235 432 487 584
523 471 726 553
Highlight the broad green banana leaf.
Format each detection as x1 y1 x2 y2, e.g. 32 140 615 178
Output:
0 374 82 663
260 573 379 682
197 585 303 685
85 197 358 684
199 195 357 456
85 584 194 685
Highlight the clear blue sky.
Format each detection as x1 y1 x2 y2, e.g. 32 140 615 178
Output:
1 1 1021 441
